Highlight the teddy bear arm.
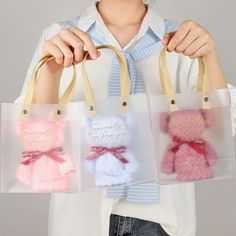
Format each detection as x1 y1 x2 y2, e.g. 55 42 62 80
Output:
160 145 175 174
204 141 218 166
58 154 76 176
123 152 138 174
15 163 33 185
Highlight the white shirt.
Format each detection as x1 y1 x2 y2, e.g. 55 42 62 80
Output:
15 3 236 236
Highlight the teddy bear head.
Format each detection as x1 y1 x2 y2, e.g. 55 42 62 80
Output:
84 114 134 148
160 109 215 141
16 115 66 152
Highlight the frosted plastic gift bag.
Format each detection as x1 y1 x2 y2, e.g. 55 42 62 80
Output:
150 47 236 184
229 85 236 179
1 55 79 192
77 45 156 190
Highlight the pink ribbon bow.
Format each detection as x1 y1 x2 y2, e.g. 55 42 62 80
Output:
86 146 129 164
171 136 206 155
21 147 66 165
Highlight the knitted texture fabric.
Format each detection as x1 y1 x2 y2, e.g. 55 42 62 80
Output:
15 117 75 192
84 114 138 187
160 109 218 182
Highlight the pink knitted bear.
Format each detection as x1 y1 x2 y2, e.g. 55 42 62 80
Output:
160 109 218 182
15 115 75 192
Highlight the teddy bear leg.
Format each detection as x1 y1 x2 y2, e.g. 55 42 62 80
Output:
32 177 70 192
176 171 192 182
197 162 215 180
200 166 214 180
176 172 205 182
95 173 132 187
176 166 214 182
95 174 112 187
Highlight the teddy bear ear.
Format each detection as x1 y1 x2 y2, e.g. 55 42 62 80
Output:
201 108 215 128
159 112 170 133
15 120 27 137
82 116 92 129
119 113 135 128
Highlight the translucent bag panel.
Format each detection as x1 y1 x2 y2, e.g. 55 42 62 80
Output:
78 94 156 190
150 89 236 184
0 102 80 193
231 96 236 179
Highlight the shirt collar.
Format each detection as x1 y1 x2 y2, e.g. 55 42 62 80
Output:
77 2 166 47
141 6 165 40
76 4 97 32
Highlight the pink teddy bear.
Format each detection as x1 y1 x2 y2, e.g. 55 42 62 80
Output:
160 109 218 182
15 115 75 192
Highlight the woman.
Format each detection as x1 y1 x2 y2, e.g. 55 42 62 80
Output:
15 0 234 235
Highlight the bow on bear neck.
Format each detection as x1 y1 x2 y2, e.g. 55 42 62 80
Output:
21 147 66 165
86 146 129 164
171 136 206 155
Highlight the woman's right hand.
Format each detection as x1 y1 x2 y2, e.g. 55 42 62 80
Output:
35 26 100 104
42 26 100 71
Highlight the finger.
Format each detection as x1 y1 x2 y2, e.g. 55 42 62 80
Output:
68 27 98 60
81 50 102 61
44 42 64 65
183 35 208 57
175 29 201 53
189 43 209 59
52 36 74 67
162 32 175 46
167 22 192 52
59 29 85 62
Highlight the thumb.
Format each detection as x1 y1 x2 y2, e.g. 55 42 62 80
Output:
162 32 175 46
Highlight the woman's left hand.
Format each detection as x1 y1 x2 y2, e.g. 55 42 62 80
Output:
162 20 216 59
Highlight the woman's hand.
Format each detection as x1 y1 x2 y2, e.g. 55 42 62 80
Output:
162 20 215 59
43 26 100 70
36 26 100 104
163 20 226 90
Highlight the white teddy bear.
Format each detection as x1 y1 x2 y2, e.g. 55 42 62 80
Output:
83 114 138 187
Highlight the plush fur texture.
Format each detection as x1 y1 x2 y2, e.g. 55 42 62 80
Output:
160 109 218 182
15 116 75 192
84 114 138 187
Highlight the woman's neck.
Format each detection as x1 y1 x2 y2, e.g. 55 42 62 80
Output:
97 0 147 28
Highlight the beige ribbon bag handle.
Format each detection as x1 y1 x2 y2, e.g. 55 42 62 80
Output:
20 55 77 119
159 46 211 112
81 44 131 117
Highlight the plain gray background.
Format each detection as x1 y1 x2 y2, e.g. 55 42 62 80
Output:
0 0 236 235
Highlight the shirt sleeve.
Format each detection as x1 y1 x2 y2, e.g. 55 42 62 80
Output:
14 23 63 104
164 19 181 33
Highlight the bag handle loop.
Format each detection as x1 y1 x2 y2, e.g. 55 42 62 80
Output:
159 46 211 112
81 44 131 117
20 55 77 119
